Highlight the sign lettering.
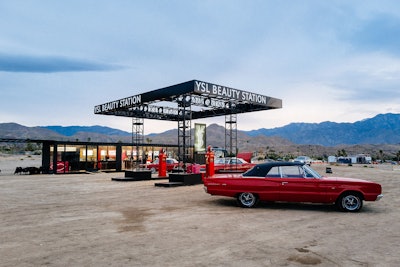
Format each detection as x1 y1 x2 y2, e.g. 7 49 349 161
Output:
195 81 210 93
95 81 276 115
194 81 268 105
94 94 142 113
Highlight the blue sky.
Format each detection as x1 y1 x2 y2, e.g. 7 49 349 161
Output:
1 0 400 134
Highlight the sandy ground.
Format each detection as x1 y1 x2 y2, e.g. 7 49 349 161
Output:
0 155 399 266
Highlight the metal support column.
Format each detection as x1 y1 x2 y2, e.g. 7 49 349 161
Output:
132 117 144 170
225 112 237 157
177 95 192 169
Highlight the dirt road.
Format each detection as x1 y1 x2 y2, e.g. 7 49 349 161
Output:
1 163 399 266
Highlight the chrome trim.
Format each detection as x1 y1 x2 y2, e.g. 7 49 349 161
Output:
376 194 383 201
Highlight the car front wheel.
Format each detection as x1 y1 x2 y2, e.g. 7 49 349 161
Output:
237 192 258 208
337 192 363 212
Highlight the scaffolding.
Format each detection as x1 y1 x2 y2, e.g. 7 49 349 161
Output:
177 94 192 165
131 117 144 170
225 112 237 157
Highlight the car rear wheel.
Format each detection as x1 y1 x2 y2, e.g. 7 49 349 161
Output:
150 167 156 174
337 192 363 212
237 192 258 208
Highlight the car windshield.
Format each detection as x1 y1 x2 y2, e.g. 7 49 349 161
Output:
303 165 322 178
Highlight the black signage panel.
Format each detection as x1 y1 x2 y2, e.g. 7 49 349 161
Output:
94 80 282 115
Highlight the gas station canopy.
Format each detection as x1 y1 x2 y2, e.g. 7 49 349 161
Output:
94 80 282 120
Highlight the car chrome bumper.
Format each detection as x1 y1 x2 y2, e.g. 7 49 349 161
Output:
376 194 383 201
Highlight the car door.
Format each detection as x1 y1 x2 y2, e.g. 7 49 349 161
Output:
277 165 326 203
256 166 282 201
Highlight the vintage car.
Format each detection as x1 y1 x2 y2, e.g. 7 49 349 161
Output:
201 157 256 173
203 162 383 212
146 158 179 173
293 156 312 165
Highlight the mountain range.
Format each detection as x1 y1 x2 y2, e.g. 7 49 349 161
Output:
0 113 399 146
244 113 400 146
1 113 400 159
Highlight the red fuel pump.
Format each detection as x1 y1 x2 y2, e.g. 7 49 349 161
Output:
158 148 167 177
205 145 215 177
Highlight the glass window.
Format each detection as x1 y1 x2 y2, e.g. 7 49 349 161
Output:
303 165 322 178
63 145 79 172
266 166 281 178
215 158 225 164
85 145 97 171
281 166 303 178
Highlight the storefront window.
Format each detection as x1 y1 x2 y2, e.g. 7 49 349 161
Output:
45 142 178 173
84 145 97 171
49 144 73 173
98 146 116 170
122 146 135 170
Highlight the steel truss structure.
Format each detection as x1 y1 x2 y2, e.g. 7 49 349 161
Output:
94 80 282 168
177 94 192 164
131 117 144 169
225 113 237 157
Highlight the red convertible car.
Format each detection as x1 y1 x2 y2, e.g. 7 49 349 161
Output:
203 162 383 212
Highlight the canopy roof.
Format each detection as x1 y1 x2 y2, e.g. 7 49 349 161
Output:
94 80 282 121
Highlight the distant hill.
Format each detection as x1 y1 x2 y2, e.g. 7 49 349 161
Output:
0 123 65 140
0 123 132 143
41 125 131 137
1 113 400 149
2 114 400 159
244 113 400 146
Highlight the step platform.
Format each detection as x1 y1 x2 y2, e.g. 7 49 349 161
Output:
154 182 185 187
111 170 166 182
154 173 203 187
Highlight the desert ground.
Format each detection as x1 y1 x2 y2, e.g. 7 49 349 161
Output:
0 155 399 266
